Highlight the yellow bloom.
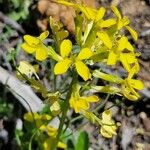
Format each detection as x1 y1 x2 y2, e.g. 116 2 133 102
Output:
97 31 112 49
50 101 61 116
111 5 138 41
40 125 57 137
57 0 116 27
24 112 51 127
21 31 49 61
70 95 99 113
121 68 144 101
107 36 138 73
119 53 140 73
43 138 66 150
40 125 67 150
57 0 105 21
69 84 99 113
17 61 38 78
100 110 117 138
54 39 93 81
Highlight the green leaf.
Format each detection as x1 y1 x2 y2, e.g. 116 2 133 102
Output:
75 131 89 150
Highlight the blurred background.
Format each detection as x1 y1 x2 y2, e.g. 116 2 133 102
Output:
0 0 150 149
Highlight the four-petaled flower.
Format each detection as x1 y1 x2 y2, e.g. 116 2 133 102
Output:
21 31 49 61
69 84 99 113
121 67 144 101
111 5 138 41
98 33 139 73
54 39 93 81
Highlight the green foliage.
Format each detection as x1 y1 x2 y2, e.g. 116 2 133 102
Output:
75 131 89 150
0 0 32 21
0 99 13 117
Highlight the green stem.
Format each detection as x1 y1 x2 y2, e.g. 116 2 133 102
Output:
93 94 110 114
52 72 77 149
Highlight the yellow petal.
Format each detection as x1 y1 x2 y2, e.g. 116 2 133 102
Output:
41 114 51 120
99 19 117 28
120 53 139 73
57 0 75 7
84 95 99 102
24 112 40 122
78 98 89 111
17 61 37 77
107 50 118 65
95 7 106 22
75 60 91 81
77 48 93 60
126 41 134 51
117 36 128 51
97 32 112 49
122 88 139 101
102 110 112 121
118 36 134 51
100 127 113 138
24 35 40 46
122 16 130 26
60 39 72 58
54 58 72 74
117 20 124 30
21 43 35 54
120 53 132 72
129 79 144 90
35 46 48 61
85 7 97 20
58 142 67 149
111 5 122 19
69 96 89 113
78 5 96 20
77 6 90 20
39 31 49 41
126 26 138 41
101 124 117 137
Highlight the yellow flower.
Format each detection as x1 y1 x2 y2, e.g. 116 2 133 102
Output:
57 0 104 21
43 138 66 150
100 110 117 138
57 0 116 28
119 53 140 73
69 84 99 113
24 112 51 127
40 125 58 137
17 61 39 78
40 125 67 150
106 36 138 72
54 39 93 81
121 68 144 101
70 95 99 113
111 5 138 41
21 31 49 61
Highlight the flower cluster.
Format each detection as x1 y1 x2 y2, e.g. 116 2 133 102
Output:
24 112 66 150
19 0 144 147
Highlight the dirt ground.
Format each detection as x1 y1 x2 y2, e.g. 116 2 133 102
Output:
0 0 150 149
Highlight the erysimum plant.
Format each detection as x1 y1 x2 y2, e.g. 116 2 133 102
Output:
16 1 144 149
